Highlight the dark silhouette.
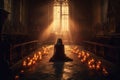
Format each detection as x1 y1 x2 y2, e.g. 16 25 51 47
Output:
49 38 73 62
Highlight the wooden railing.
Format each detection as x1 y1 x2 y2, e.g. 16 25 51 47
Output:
9 39 119 65
10 40 39 65
83 41 120 48
82 40 120 64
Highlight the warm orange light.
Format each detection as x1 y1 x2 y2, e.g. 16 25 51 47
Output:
20 70 24 73
96 65 100 70
86 53 90 57
15 75 19 80
61 4 69 32
28 61 32 66
27 57 30 60
53 1 69 34
21 46 51 68
78 52 81 58
23 61 27 67
64 46 109 76
53 4 60 32
75 49 79 54
102 67 108 75
96 61 101 70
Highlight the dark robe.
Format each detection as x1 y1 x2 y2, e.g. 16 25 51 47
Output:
49 38 72 62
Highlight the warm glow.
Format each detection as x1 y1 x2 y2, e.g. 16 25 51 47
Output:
22 45 52 68
61 3 69 32
70 46 109 75
53 0 69 34
23 61 27 67
53 4 60 32
15 75 19 80
21 45 109 77
39 0 73 42
20 70 24 73
102 67 108 75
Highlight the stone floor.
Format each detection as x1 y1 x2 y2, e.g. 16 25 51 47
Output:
13 45 119 80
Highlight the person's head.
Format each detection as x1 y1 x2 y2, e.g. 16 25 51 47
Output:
56 38 63 45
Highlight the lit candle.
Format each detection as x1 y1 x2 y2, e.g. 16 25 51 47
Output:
23 61 26 67
102 67 108 75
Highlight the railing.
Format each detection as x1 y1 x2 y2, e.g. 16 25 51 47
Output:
10 39 119 66
9 40 56 65
82 41 120 64
9 40 77 65
10 40 39 65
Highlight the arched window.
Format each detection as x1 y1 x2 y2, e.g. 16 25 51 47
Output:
53 0 69 34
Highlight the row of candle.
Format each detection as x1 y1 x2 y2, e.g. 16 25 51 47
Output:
22 45 51 68
70 46 109 75
15 45 52 80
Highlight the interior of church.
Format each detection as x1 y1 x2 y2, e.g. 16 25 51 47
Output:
0 0 120 80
